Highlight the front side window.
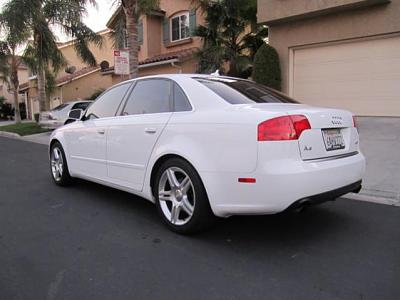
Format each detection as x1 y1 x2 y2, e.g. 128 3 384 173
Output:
171 12 189 42
194 78 299 104
122 79 172 115
52 103 69 111
85 83 130 119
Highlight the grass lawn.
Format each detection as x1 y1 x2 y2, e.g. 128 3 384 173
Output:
0 122 50 136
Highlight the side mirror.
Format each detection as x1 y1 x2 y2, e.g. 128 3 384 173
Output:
66 109 83 123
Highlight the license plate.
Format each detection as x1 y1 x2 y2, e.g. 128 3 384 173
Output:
322 129 345 151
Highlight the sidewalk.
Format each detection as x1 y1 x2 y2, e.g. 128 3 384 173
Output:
0 120 32 126
349 117 400 205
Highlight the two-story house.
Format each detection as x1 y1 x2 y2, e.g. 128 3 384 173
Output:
258 0 400 116
20 29 116 119
106 0 203 77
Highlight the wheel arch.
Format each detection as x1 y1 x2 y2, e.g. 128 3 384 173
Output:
49 138 61 155
149 153 206 198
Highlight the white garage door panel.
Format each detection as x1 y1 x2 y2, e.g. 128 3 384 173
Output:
293 36 400 116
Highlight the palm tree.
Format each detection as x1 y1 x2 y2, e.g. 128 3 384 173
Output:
194 0 268 77
1 0 103 112
0 7 30 123
113 0 159 79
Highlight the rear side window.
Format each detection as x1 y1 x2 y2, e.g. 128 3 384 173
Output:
85 83 130 119
72 102 92 110
122 79 172 115
52 103 69 111
194 78 298 104
173 83 192 112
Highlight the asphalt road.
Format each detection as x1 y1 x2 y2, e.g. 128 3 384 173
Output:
0 137 399 300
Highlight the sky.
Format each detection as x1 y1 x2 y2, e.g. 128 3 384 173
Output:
0 0 117 42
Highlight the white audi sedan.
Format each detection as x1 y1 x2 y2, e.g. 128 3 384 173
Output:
49 74 365 233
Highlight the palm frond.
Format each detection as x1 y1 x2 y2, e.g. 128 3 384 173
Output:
45 68 56 99
110 14 127 49
0 41 11 83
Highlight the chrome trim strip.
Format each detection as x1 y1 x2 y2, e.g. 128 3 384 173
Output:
107 160 145 170
70 155 106 163
303 151 359 162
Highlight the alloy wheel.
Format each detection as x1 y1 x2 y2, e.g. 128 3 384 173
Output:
51 147 64 181
158 167 196 226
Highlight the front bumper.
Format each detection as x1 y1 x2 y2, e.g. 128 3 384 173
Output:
201 151 366 217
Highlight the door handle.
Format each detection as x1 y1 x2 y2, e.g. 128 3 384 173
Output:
97 129 105 135
145 128 157 134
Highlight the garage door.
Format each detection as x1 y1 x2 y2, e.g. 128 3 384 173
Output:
292 35 400 116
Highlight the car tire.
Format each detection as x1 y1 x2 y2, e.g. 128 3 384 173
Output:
154 158 216 234
50 142 73 186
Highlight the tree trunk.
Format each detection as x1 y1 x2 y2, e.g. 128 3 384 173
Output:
37 66 48 111
123 0 139 79
10 50 21 123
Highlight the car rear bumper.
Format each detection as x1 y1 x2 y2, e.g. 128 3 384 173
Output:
286 180 362 211
39 120 63 129
201 152 366 217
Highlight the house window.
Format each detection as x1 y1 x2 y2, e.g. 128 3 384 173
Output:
171 12 190 42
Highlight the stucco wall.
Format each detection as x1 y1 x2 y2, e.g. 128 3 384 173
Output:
58 31 115 79
0 68 29 105
264 0 400 93
53 71 113 102
258 0 389 24
158 0 203 54
146 16 162 58
137 57 197 77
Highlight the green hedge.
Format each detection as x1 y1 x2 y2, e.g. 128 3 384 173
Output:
252 43 281 91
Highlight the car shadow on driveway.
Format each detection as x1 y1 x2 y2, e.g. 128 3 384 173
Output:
71 178 353 247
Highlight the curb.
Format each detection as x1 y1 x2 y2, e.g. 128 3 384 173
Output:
345 192 400 207
0 131 21 139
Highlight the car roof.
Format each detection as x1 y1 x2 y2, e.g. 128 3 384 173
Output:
122 73 247 83
64 100 92 104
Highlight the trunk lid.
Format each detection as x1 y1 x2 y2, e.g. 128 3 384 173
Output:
236 103 359 160
286 106 359 160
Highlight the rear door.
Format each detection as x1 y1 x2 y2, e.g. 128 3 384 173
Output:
106 79 174 191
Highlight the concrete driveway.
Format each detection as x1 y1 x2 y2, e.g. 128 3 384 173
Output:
356 117 400 202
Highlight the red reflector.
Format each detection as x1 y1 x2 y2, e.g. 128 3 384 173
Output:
257 115 311 141
238 178 256 183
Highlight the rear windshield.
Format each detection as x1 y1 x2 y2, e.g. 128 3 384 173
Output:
72 101 92 110
51 103 69 111
194 77 298 104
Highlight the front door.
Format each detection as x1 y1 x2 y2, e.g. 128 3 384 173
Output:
66 82 131 181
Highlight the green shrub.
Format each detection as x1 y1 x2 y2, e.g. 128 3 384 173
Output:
34 113 40 122
88 89 105 100
252 43 281 91
0 102 13 120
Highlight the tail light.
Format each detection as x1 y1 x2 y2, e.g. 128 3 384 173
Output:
258 115 311 141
